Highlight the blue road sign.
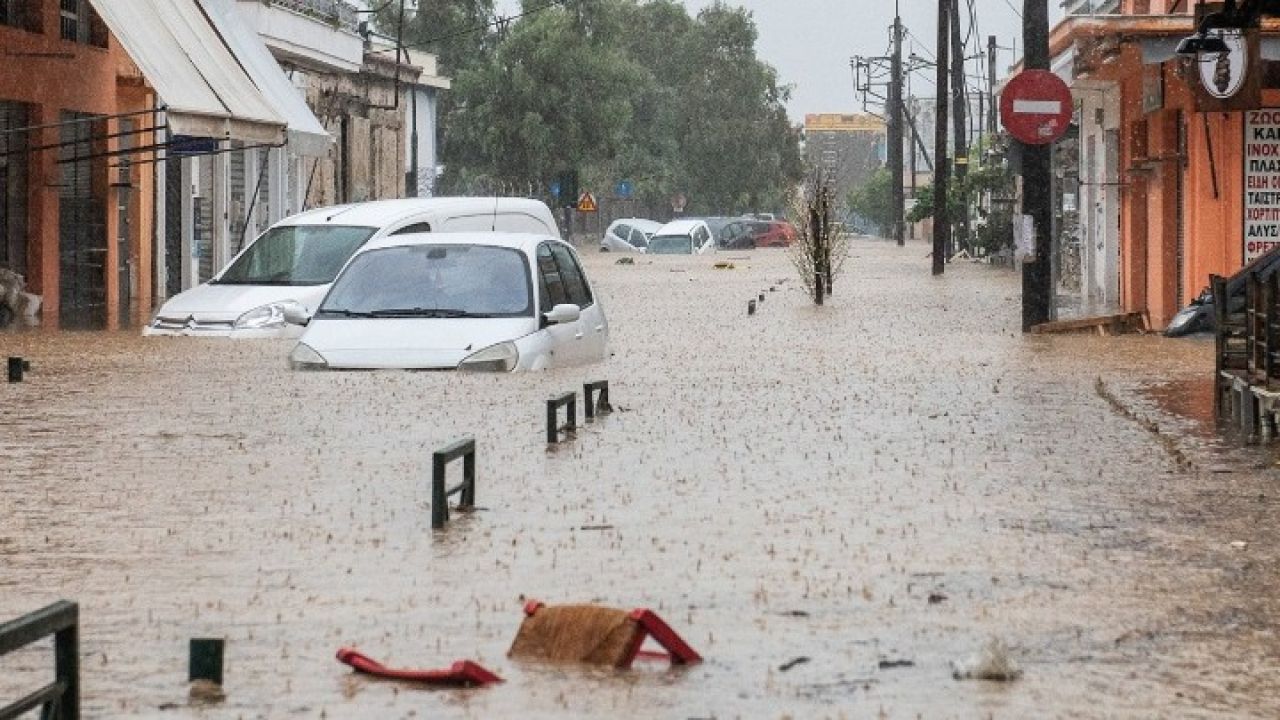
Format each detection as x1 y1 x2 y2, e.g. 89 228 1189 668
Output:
615 180 634 199
550 181 562 198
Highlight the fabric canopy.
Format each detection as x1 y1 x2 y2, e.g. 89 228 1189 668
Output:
88 0 284 144
197 0 331 156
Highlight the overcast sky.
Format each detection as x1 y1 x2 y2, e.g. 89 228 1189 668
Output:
493 0 1067 121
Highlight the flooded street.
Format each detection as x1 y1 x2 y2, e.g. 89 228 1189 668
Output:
2 239 1279 718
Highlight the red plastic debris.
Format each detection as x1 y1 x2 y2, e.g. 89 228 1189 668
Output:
336 648 503 686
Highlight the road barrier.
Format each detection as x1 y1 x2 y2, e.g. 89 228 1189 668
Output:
189 638 225 685
546 392 577 444
583 381 611 421
0 600 79 720
7 357 29 383
432 438 476 529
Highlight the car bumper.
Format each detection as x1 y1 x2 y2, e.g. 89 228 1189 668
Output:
143 323 303 339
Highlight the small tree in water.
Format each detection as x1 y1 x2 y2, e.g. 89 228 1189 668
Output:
789 172 850 305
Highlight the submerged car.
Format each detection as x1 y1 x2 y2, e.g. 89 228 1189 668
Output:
600 218 660 253
647 219 716 255
144 197 559 338
748 220 798 248
288 232 608 371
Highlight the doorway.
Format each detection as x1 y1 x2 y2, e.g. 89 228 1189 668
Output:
58 112 107 329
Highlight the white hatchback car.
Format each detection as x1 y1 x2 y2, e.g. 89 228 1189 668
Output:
600 218 661 253
288 233 608 372
647 219 716 255
144 197 558 338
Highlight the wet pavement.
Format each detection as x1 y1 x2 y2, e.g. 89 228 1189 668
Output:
2 239 1279 718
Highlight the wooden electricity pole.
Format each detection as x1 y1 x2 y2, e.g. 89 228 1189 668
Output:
1022 0 1052 328
950 0 969 256
933 0 951 276
889 4 905 246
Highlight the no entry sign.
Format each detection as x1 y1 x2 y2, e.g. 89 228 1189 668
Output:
1000 70 1073 146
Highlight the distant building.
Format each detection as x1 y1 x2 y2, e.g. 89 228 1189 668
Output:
802 113 886 209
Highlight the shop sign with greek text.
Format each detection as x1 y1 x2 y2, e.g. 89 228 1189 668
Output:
1244 109 1280 263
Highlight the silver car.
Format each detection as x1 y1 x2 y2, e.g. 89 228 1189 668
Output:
600 218 661 253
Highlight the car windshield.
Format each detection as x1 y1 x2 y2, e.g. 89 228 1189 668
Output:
318 244 533 318
648 234 694 255
217 225 377 285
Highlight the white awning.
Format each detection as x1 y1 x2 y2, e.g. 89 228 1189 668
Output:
88 0 284 144
197 0 332 157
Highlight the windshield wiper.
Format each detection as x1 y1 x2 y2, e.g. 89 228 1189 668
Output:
315 308 376 318
368 308 496 318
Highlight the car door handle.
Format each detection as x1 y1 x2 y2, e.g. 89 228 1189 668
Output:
594 324 604 332
574 331 584 339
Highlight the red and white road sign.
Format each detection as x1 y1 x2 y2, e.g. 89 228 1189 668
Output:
1000 70 1073 146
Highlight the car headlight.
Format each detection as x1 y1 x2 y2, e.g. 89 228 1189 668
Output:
289 342 328 371
235 301 301 330
457 341 519 372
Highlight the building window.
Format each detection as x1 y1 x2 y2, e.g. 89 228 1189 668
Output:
0 0 41 32
0 101 30 278
59 0 105 47
59 0 80 41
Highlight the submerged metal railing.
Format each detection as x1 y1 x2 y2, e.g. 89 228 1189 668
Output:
431 438 476 529
0 601 79 720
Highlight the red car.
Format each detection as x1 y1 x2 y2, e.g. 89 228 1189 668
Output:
748 220 797 248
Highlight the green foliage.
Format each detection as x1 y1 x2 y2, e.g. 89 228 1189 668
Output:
848 168 895 236
401 0 802 214
907 162 1016 255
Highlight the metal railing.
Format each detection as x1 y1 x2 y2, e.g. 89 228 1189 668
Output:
266 0 360 33
431 438 476 529
0 601 79 720
546 392 577 444
583 381 612 421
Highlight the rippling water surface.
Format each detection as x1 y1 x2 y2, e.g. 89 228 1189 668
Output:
2 241 1277 718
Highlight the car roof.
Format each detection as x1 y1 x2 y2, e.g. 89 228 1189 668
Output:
277 197 553 228
610 218 662 230
357 231 560 256
655 219 705 234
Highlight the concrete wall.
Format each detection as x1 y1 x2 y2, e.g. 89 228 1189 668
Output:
299 58 407 209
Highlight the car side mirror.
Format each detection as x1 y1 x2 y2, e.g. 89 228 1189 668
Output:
282 304 310 326
543 303 581 326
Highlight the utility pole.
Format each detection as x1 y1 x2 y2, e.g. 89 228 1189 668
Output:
987 35 998 137
933 0 951 276
950 0 969 257
889 4 905 246
1022 0 1052 328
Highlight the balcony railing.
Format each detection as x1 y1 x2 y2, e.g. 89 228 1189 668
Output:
265 0 359 33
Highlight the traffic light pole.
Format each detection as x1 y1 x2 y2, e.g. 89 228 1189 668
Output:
1021 0 1052 329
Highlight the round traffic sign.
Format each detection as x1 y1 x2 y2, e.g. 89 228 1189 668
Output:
1000 70 1073 146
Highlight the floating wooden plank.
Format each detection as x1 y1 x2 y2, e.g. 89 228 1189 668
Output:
1029 312 1148 336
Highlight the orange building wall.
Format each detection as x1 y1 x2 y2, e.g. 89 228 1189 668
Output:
0 2 156 329
1105 46 1280 328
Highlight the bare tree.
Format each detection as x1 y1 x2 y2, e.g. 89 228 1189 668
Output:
788 171 852 305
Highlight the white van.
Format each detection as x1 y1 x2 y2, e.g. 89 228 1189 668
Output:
144 197 559 337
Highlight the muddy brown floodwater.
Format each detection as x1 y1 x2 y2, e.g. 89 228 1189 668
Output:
2 240 1279 719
